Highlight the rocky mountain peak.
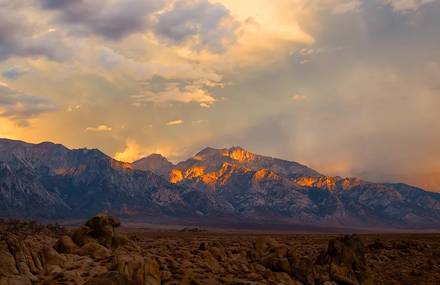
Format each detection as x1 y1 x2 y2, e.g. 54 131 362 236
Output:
194 146 256 162
149 153 168 159
195 147 219 156
227 146 256 162
132 153 174 176
134 153 172 167
1 138 440 229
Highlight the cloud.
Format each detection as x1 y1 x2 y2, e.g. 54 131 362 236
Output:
2 66 29 79
172 0 315 69
67 104 81 112
41 0 166 39
166 119 183 126
0 82 58 126
0 2 73 61
134 76 217 107
380 0 436 12
313 0 435 14
217 0 440 189
85 125 112 132
155 0 238 52
316 0 362 14
114 138 143 162
114 138 176 162
140 84 216 106
2 0 440 193
291 94 307 101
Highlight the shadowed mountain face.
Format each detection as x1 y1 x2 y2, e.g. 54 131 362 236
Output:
133 153 174 177
0 139 208 219
1 138 440 229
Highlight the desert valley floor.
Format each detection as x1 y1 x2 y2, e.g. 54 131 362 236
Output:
118 230 440 285
1 216 440 285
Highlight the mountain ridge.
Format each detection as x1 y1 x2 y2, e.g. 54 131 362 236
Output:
0 138 439 229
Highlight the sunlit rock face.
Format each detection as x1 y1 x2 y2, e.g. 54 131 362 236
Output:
294 176 363 191
135 145 440 228
174 146 320 178
227 146 257 162
168 168 184 184
1 138 440 229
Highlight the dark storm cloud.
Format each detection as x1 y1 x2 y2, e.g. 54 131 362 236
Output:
0 84 58 127
154 0 237 52
0 3 72 61
40 0 166 39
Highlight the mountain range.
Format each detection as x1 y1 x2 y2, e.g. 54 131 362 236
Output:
0 138 439 229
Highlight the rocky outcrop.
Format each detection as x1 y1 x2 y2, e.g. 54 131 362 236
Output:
84 271 134 285
314 235 370 285
1 216 439 284
0 220 61 285
84 214 121 248
0 214 161 285
251 235 371 285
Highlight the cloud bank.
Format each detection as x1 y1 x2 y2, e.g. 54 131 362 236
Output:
0 82 57 126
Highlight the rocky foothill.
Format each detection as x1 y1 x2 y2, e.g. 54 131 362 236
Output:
1 215 440 285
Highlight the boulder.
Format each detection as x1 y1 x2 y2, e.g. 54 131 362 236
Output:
85 214 120 248
209 245 226 262
253 237 280 259
72 225 95 246
16 262 36 282
200 251 224 273
78 242 111 259
253 237 291 274
54 235 78 254
0 275 31 285
315 234 371 285
0 242 18 275
84 271 134 285
113 250 161 285
289 256 316 285
43 247 66 267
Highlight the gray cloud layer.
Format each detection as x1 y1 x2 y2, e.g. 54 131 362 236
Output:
40 0 165 39
0 84 58 126
155 0 237 52
0 2 72 61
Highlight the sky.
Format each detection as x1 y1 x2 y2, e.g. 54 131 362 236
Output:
0 0 439 192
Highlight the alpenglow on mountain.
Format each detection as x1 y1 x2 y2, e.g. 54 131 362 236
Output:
1 138 439 229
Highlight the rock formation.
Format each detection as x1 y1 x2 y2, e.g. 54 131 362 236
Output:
1 215 439 284
0 214 161 285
